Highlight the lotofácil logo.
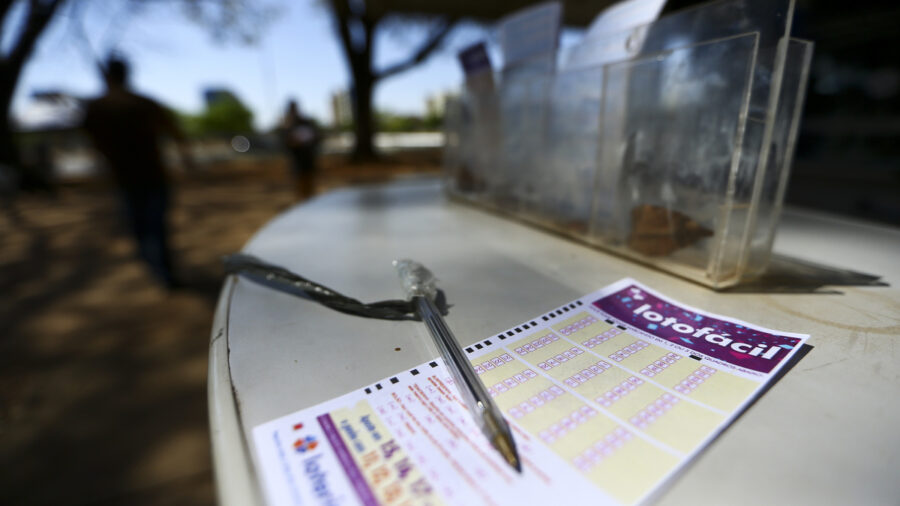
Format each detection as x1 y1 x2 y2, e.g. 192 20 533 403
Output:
632 303 781 360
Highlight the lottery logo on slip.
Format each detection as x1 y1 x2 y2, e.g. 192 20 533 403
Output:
294 435 318 454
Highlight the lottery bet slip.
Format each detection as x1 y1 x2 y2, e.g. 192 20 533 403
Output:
253 278 808 505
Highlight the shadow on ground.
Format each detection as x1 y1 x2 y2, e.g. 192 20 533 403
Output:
0 154 439 505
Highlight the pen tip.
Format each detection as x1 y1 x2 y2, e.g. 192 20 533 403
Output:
493 433 523 474
506 451 523 474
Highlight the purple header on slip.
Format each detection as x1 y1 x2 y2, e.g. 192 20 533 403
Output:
317 413 379 506
594 285 801 374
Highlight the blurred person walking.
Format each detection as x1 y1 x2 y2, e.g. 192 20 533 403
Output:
82 56 192 289
280 100 320 200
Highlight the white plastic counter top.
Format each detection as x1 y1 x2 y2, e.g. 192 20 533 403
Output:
208 178 900 505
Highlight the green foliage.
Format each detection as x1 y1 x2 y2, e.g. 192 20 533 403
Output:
376 110 443 133
423 109 443 130
199 95 254 134
176 111 204 138
175 94 254 137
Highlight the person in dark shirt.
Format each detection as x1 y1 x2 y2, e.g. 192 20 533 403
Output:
82 57 191 288
280 100 321 199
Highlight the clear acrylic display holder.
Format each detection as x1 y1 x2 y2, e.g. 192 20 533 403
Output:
444 87 500 201
496 55 555 213
444 0 812 289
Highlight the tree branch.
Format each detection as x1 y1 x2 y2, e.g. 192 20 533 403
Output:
7 0 65 70
376 17 457 81
328 0 361 67
0 0 18 31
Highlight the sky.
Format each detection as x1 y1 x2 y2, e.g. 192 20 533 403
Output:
8 0 501 130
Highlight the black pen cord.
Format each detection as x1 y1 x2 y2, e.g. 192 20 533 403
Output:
223 253 449 321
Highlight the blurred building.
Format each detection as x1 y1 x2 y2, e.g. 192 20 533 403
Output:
10 91 97 180
330 90 353 128
425 91 457 118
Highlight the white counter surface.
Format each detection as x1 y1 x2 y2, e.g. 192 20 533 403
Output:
209 178 900 505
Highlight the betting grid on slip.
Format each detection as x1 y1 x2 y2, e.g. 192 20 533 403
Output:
252 278 808 506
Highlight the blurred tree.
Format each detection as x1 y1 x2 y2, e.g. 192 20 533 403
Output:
422 109 443 131
0 0 63 168
176 110 203 138
377 111 422 132
376 110 444 132
326 0 457 161
0 0 272 168
197 91 254 136
176 92 254 138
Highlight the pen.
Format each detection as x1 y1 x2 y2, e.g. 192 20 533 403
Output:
394 259 522 473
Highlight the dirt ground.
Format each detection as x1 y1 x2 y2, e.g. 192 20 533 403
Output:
0 152 441 505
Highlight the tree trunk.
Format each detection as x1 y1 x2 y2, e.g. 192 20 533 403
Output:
351 68 377 162
349 13 379 163
327 1 454 163
0 68 21 168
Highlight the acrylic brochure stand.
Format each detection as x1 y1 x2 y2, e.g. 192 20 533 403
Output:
444 0 813 289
